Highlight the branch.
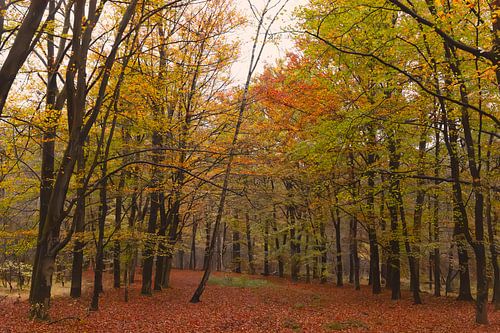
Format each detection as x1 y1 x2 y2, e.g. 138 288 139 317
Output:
387 0 497 64
303 30 500 129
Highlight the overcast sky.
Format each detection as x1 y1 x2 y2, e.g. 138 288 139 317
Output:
230 0 307 84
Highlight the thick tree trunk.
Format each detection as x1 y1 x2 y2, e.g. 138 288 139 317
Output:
30 0 137 318
29 0 59 313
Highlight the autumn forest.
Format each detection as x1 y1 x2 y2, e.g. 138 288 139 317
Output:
0 0 498 331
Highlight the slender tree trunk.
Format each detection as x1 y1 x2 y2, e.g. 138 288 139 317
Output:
305 233 310 283
366 128 381 294
203 218 211 271
485 133 499 309
288 204 301 282
189 6 275 295
232 216 241 273
319 219 327 284
130 197 148 284
444 121 473 302
263 217 270 276
141 191 160 295
216 224 223 271
70 149 85 298
90 104 119 310
113 171 125 289
245 213 255 274
400 199 422 304
189 217 198 270
348 152 360 290
89 161 108 311
445 42 488 323
272 204 284 278
154 195 168 291
387 135 401 300
433 127 441 297
350 217 360 290
331 197 343 287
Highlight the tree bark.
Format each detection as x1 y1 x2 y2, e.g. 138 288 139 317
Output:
245 213 255 274
189 217 198 270
387 135 401 300
70 149 85 298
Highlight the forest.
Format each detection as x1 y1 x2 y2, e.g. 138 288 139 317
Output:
0 0 498 331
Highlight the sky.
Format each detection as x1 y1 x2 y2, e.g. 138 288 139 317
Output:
230 0 307 84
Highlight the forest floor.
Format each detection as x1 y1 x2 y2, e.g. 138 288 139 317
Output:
0 269 499 333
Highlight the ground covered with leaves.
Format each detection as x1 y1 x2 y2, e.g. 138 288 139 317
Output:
1 270 499 332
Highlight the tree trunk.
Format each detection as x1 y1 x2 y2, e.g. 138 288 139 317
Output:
245 213 255 274
189 217 198 270
272 204 284 278
288 204 301 282
29 0 137 318
70 148 85 298
154 194 168 291
366 130 381 293
203 218 211 271
319 219 327 284
332 200 343 287
113 171 125 289
263 217 270 276
433 128 441 297
141 191 160 295
232 228 241 273
350 217 360 290
89 164 108 311
387 135 401 300
486 156 499 309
